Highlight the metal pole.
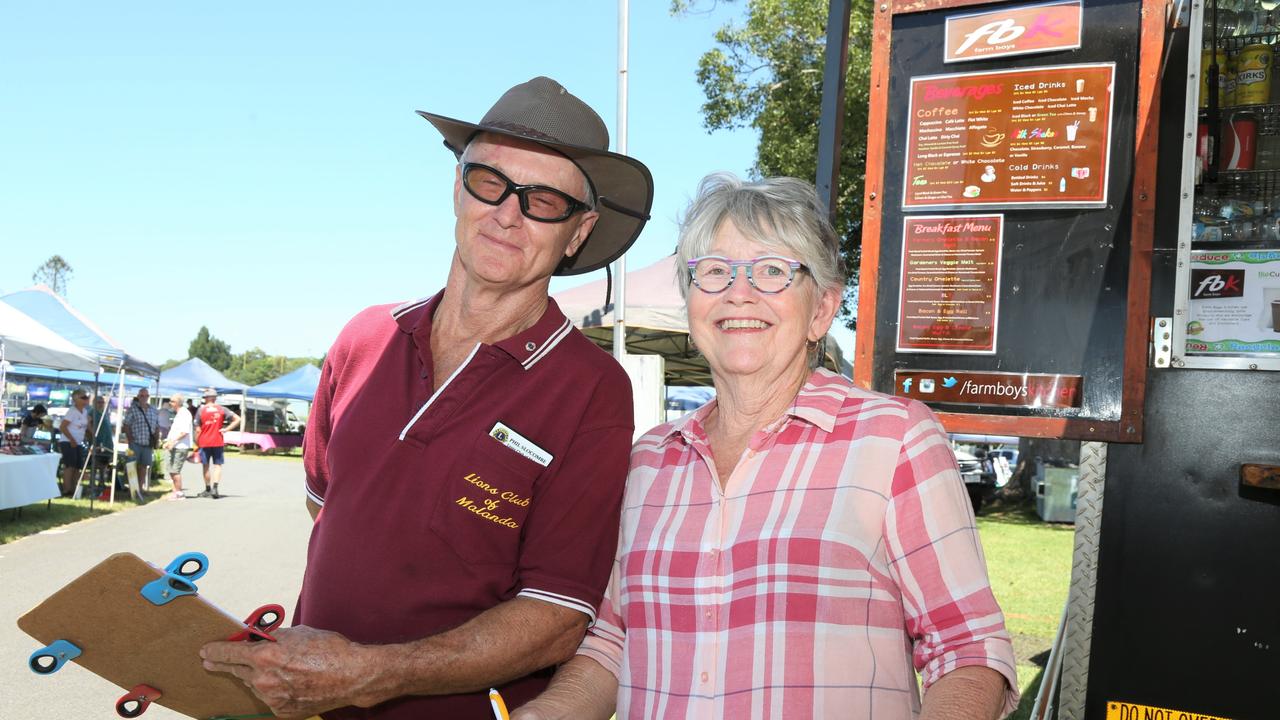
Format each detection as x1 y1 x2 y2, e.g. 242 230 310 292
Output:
1058 441 1108 720
815 0 853 222
612 0 630 360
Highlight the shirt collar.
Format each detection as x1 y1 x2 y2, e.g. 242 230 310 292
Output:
391 291 574 370
659 368 844 448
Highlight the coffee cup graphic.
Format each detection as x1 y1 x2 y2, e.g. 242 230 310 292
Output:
1076 79 1085 93
1263 287 1280 330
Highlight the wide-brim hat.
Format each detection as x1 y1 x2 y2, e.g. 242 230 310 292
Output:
417 76 654 276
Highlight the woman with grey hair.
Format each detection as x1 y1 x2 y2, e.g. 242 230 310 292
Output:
515 173 1017 720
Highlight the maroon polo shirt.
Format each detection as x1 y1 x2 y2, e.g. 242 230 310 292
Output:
298 292 633 719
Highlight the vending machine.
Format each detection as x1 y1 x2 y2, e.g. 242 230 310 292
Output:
820 0 1280 716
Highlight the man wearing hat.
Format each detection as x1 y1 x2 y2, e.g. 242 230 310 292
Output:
201 77 653 718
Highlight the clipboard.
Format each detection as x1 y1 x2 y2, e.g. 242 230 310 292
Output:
18 551 279 719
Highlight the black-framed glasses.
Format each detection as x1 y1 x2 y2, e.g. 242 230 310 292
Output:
461 163 590 223
687 255 807 294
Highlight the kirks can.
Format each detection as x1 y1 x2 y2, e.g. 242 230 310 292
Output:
1236 43 1273 105
1224 112 1258 170
1201 47 1229 108
1224 54 1239 106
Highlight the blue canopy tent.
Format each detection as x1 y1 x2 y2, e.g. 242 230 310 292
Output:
8 366 151 389
157 358 247 396
1 285 159 376
247 363 320 401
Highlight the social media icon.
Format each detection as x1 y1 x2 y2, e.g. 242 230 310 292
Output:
901 378 913 393
920 379 936 393
942 376 958 388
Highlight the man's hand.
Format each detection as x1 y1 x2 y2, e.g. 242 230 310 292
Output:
163 440 173 450
200 625 381 718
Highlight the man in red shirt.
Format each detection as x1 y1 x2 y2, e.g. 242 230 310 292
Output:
201 77 653 718
195 387 240 499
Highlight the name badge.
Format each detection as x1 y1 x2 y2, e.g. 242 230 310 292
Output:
488 422 552 467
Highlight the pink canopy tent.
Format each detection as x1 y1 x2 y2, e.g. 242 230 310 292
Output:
552 254 847 386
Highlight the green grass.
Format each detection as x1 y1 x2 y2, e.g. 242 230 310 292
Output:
977 503 1075 719
0 477 177 544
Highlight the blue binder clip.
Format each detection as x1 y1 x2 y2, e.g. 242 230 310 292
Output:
29 639 82 674
140 552 208 606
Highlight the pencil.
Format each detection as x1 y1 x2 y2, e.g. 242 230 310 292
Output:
490 687 511 720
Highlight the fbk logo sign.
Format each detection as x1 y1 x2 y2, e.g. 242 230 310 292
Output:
1191 269 1246 299
945 0 1083 63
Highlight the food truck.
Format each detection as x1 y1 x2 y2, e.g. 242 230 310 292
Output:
815 0 1280 716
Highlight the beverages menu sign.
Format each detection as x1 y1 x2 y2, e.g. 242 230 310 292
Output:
903 63 1115 210
897 215 1003 353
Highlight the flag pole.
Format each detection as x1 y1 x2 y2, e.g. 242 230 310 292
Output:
612 0 630 360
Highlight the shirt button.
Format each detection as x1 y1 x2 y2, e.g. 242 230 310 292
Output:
525 341 537 352
704 610 712 619
700 672 709 683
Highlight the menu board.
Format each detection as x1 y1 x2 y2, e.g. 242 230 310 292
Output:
903 63 1115 209
897 214 1003 353
1187 249 1280 356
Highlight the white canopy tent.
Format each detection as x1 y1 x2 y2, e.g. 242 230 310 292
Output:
553 254 848 386
0 302 99 373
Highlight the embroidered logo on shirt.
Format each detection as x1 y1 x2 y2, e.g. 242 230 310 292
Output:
488 422 552 467
454 472 530 529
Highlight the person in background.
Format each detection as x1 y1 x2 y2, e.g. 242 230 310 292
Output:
162 393 193 499
195 388 239 499
19 404 48 445
88 395 116 449
516 174 1018 720
157 396 173 445
123 389 159 486
88 395 122 497
58 390 91 496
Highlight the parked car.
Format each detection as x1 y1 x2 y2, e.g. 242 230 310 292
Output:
953 447 991 513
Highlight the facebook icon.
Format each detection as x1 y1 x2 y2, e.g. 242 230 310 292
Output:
902 378 913 393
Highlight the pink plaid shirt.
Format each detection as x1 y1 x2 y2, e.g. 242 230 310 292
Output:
578 369 1018 719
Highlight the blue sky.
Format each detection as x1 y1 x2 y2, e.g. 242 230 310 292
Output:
1 2 854 366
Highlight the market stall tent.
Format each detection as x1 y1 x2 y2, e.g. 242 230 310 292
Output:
1 285 158 376
157 358 247 397
246 364 320 402
0 302 99 372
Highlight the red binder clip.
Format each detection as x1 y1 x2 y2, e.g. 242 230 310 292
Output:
227 603 285 643
115 683 162 717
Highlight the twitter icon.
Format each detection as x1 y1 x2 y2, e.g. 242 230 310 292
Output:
942 376 958 388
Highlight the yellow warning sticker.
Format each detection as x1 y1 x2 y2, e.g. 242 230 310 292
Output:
1105 700 1231 720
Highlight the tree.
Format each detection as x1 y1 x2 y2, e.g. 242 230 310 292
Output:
677 0 873 326
32 255 74 297
188 326 233 372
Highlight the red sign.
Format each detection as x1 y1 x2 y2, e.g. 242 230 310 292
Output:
903 63 1115 209
894 370 1084 409
897 215 1002 353
945 1 1083 63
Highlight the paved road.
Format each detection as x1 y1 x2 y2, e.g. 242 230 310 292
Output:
0 455 314 719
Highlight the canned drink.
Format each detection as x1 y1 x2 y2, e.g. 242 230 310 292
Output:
1236 43 1273 105
1224 55 1238 106
1201 47 1229 108
1224 112 1258 170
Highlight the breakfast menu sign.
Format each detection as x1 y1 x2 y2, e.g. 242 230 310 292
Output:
897 215 1003 353
902 63 1115 209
